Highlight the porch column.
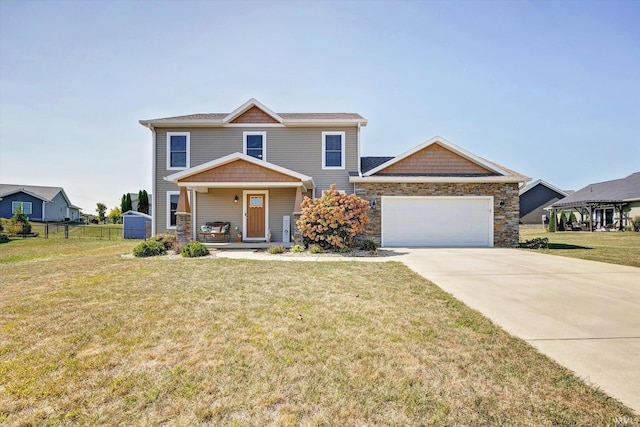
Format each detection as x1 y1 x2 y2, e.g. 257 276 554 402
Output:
175 187 192 249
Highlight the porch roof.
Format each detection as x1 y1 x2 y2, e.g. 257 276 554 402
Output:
164 152 315 192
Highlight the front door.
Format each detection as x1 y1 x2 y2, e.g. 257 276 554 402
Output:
245 193 266 239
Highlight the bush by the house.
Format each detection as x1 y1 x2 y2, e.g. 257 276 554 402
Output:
180 241 210 258
132 241 166 257
9 207 31 234
309 244 324 254
631 216 640 232
519 237 549 249
149 233 176 251
290 244 305 253
266 244 285 254
547 211 556 232
360 238 378 252
296 184 370 250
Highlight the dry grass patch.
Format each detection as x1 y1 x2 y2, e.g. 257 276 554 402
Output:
520 228 640 267
0 239 635 425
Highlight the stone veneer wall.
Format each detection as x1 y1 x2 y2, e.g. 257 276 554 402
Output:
355 182 520 248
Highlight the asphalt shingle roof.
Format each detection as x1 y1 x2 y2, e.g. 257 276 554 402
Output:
551 172 640 207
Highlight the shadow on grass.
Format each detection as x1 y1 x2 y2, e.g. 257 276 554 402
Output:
548 243 592 250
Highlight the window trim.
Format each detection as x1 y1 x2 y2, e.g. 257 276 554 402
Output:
322 131 345 170
243 131 267 161
166 191 180 229
12 201 32 215
166 132 190 170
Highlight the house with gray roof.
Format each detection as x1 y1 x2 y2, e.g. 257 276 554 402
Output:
140 98 530 247
550 172 640 231
519 179 571 225
0 184 81 222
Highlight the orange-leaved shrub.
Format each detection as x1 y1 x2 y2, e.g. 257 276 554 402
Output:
296 184 370 249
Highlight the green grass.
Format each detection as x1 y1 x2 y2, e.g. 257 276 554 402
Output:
1 239 636 425
520 228 640 267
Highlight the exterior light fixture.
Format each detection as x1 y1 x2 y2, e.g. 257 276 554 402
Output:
234 195 239 204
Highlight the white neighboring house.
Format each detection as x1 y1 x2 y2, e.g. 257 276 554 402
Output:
0 184 81 222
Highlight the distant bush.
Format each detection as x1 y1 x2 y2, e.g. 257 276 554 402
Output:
180 241 209 258
149 233 176 251
267 244 285 254
9 207 31 234
309 244 324 254
133 241 166 257
519 237 549 249
290 244 305 253
631 216 640 232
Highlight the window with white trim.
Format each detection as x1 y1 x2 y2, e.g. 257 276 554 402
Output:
244 132 266 160
167 132 190 170
166 191 180 228
12 201 32 215
322 131 345 169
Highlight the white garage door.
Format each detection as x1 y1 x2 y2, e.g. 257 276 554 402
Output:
381 196 493 247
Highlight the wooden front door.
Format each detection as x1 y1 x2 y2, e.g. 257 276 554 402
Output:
246 193 266 239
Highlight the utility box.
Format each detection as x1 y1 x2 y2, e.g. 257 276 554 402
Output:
282 215 290 243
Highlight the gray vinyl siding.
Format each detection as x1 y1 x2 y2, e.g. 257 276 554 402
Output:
154 126 359 234
44 192 70 221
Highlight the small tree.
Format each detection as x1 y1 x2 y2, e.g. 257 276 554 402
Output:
10 206 31 234
547 209 556 232
138 190 149 214
96 202 107 223
108 206 122 224
121 194 127 213
296 184 370 250
124 193 133 212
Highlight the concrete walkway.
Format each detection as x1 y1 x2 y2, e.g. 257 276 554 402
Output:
215 247 640 412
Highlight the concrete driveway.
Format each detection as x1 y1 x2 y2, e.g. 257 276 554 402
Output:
397 248 640 413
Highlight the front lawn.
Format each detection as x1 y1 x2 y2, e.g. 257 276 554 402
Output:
520 228 640 267
0 239 635 425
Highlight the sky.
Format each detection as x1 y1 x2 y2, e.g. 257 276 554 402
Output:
1 0 639 213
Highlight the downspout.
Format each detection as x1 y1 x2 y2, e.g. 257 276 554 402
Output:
355 122 361 194
149 124 157 235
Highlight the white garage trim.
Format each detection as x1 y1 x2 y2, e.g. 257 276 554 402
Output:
381 196 494 247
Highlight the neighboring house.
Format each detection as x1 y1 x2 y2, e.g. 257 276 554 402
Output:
550 172 640 231
139 99 529 247
519 179 570 225
0 184 81 222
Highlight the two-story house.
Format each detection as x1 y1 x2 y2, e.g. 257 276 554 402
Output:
140 99 529 247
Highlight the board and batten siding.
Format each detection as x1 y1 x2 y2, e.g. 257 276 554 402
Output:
154 126 359 234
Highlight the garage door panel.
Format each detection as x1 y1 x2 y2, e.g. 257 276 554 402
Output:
382 197 493 247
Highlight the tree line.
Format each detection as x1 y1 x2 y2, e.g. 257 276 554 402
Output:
94 190 150 224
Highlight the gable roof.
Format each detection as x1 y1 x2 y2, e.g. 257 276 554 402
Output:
353 136 528 184
0 184 80 209
140 98 367 127
164 152 314 191
551 172 640 208
519 179 569 197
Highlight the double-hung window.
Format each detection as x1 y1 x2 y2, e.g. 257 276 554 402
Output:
244 132 266 161
167 132 190 170
322 131 345 169
167 191 179 229
12 201 32 215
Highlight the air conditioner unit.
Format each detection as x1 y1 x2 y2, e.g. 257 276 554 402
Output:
283 215 290 243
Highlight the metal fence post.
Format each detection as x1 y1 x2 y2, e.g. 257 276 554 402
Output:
65 224 69 239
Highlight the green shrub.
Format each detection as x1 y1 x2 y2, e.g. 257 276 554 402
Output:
149 233 176 251
9 207 31 234
360 238 378 252
631 216 640 232
290 244 305 253
267 244 285 254
309 244 323 254
180 241 210 258
547 211 556 232
133 241 166 257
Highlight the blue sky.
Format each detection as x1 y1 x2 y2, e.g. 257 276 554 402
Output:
1 0 638 213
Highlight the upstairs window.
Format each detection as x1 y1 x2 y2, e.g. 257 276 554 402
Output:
322 131 345 169
167 132 190 170
244 132 266 160
12 201 32 215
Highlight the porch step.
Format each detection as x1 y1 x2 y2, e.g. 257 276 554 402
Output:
204 242 294 249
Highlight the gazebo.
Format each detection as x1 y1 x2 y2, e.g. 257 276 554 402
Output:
549 172 640 232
